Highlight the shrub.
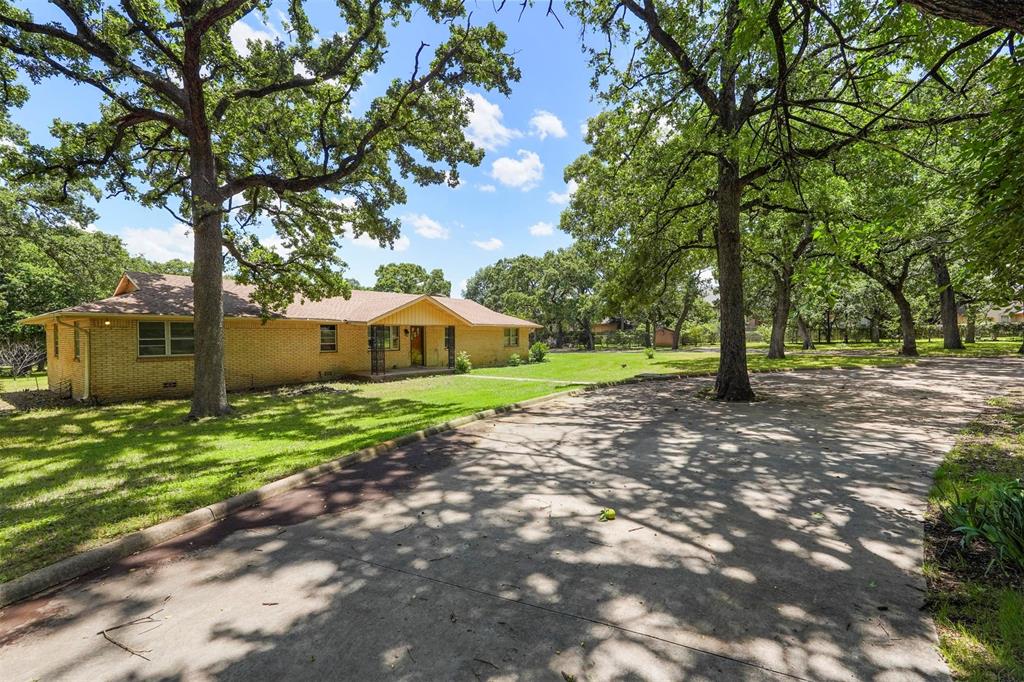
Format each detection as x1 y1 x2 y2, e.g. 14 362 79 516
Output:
944 479 1024 572
454 351 472 374
644 346 655 359
507 353 521 366
529 341 549 363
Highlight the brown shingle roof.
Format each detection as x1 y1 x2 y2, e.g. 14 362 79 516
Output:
22 272 541 328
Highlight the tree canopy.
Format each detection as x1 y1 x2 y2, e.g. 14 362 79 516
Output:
0 0 518 415
373 262 450 296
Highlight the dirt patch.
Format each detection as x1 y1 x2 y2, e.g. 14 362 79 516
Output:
0 390 75 414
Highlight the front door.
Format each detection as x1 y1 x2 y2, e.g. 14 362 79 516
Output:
410 326 424 366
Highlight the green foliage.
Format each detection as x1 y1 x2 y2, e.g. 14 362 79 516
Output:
372 262 450 296
464 245 602 344
943 480 1024 573
529 341 549 363
506 353 521 367
644 347 655 359
958 64 1024 299
0 1 518 312
454 350 472 374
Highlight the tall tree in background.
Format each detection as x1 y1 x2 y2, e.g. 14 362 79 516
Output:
373 262 450 296
565 0 999 399
0 1 517 416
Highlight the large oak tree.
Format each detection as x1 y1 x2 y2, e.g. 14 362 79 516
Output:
562 0 1000 399
0 0 517 416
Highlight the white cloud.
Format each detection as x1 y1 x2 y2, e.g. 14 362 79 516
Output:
477 184 496 193
529 221 554 237
490 150 543 191
349 232 410 252
293 60 313 79
465 92 522 151
547 179 579 205
579 120 589 138
472 237 503 251
262 235 293 257
121 224 193 262
229 20 276 57
403 213 450 240
529 110 567 140
457 278 468 297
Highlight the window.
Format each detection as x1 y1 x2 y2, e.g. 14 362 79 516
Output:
503 327 519 347
73 322 81 360
320 324 337 352
138 321 194 357
53 324 59 357
367 325 401 351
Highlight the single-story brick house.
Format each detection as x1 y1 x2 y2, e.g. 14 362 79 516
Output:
21 272 541 402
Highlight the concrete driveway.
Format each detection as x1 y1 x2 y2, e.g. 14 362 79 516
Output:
1 358 1020 681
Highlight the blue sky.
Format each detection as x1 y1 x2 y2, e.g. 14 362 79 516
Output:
11 3 598 296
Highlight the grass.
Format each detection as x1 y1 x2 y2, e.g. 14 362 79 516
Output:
925 391 1024 680
800 338 1022 357
0 345 1015 584
474 347 911 383
0 370 47 392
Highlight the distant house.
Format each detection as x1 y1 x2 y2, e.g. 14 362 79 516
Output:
20 272 540 402
590 318 678 347
957 305 1024 325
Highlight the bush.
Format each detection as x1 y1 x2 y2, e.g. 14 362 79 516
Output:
454 351 472 374
529 341 549 363
644 346 654 359
507 353 522 366
944 479 1024 572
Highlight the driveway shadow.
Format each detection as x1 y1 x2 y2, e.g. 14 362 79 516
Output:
1 358 1021 681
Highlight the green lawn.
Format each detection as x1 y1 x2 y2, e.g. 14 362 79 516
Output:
925 391 1024 680
0 370 47 392
474 347 911 383
799 338 1022 357
0 345 1012 584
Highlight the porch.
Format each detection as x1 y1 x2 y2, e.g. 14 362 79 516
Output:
349 365 457 383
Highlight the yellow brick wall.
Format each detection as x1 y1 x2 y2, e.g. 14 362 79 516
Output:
454 325 528 367
43 318 88 399
46 315 534 402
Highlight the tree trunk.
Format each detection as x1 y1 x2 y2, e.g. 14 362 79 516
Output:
189 192 230 418
584 317 595 351
714 158 754 400
891 288 918 356
797 314 815 350
870 316 881 343
904 0 1024 34
184 27 230 419
767 269 791 359
671 282 697 351
930 253 964 350
965 312 976 343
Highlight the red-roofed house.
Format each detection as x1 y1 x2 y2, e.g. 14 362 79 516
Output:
20 272 541 402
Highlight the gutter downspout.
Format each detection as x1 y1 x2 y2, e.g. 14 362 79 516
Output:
55 315 92 401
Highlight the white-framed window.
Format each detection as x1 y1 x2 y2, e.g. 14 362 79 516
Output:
367 325 401 350
73 322 81 360
320 324 337 352
503 327 519 347
138 321 194 357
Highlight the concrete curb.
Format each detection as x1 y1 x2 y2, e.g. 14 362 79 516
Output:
0 358 927 608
